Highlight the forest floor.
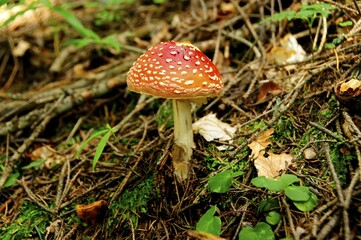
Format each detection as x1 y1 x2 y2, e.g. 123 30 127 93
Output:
1 0 361 239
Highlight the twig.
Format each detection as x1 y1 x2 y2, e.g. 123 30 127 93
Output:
312 202 338 238
0 95 64 189
62 222 79 240
342 111 361 145
243 61 265 99
114 96 155 132
344 170 360 208
54 159 69 214
230 0 266 57
109 153 143 205
281 196 298 240
322 142 352 240
316 210 341 240
322 142 344 204
60 176 121 209
221 30 261 58
22 178 54 213
231 202 249 240
311 17 328 57
309 122 350 148
356 147 361 180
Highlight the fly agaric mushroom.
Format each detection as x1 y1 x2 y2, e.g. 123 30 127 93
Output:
126 41 223 181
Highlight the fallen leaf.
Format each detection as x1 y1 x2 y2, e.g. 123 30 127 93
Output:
253 151 293 178
267 34 306 66
29 145 65 168
279 33 307 65
248 129 292 178
193 113 236 142
12 39 31 57
262 33 307 92
247 129 274 159
257 81 283 103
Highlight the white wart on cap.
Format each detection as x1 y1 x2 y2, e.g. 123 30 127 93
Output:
126 41 223 99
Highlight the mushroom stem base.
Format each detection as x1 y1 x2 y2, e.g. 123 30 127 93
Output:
172 99 194 181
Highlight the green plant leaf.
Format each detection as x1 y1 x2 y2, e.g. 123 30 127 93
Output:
208 170 233 193
298 3 335 18
153 0 166 3
76 129 109 158
4 172 20 187
22 159 45 170
260 10 295 24
284 186 311 201
325 43 335 49
38 0 51 7
260 2 334 25
251 176 268 188
0 0 10 6
252 174 299 192
258 198 279 214
52 6 99 39
265 179 288 192
65 38 95 48
266 211 281 225
0 2 36 28
239 222 275 240
339 20 353 27
232 171 244 177
254 222 275 240
238 227 259 240
196 205 222 236
279 174 299 186
293 192 318 212
99 34 121 51
93 131 112 171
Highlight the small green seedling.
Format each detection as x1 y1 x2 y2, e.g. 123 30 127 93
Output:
4 172 20 188
251 174 318 212
238 222 275 240
258 198 281 226
208 170 243 193
260 2 335 27
265 211 281 226
76 124 117 171
196 205 222 236
1 0 121 51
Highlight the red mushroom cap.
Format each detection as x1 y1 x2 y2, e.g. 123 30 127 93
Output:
126 41 223 99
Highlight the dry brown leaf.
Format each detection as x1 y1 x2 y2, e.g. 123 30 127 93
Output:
267 34 306 67
12 39 31 57
247 128 274 159
193 113 237 142
257 81 283 103
253 151 293 178
29 145 65 168
248 129 292 178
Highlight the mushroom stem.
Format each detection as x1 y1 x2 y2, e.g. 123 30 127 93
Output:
172 99 195 181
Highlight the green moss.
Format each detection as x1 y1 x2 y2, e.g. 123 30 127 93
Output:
0 201 51 240
203 145 248 173
107 176 158 236
273 116 295 141
329 143 354 186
